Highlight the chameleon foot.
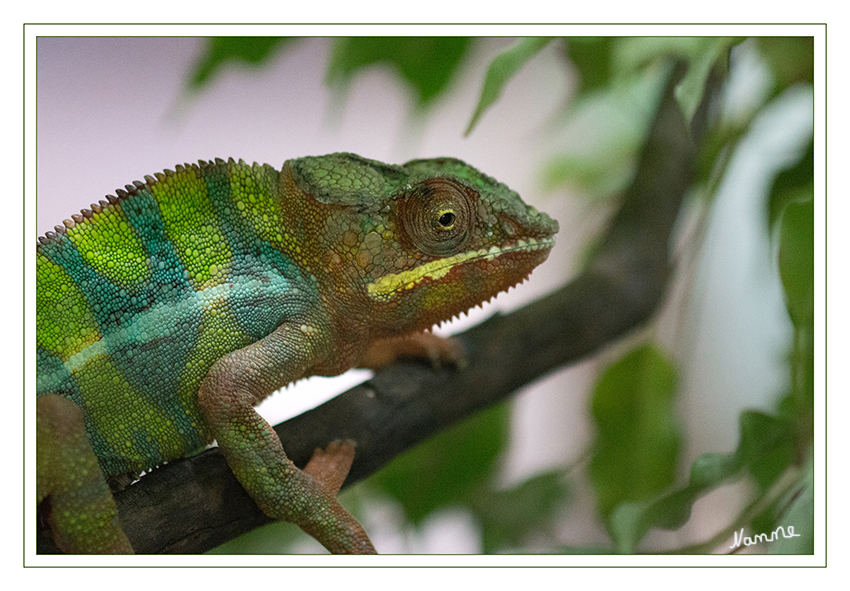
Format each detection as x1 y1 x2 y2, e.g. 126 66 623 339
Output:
304 439 357 495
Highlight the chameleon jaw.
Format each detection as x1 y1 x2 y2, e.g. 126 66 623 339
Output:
366 236 555 302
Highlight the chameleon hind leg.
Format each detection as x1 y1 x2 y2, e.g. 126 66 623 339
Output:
37 394 134 554
198 321 375 554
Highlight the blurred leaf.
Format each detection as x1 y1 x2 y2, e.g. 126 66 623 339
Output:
608 411 796 553
736 411 789 465
209 485 368 554
589 344 680 520
768 140 814 231
778 199 814 327
208 520 299 554
612 37 714 74
543 145 637 197
687 452 741 489
189 37 295 90
566 37 614 93
611 37 739 77
788 321 815 457
606 502 645 553
769 458 814 554
473 470 571 553
748 438 796 495
612 37 738 126
608 453 740 553
739 412 796 492
694 120 750 192
673 37 730 126
370 402 508 524
546 39 744 197
542 63 668 197
775 188 815 470
465 37 553 135
549 546 614 554
327 37 472 108
757 37 814 93
748 187 814 550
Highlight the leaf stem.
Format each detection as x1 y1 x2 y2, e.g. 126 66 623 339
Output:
663 466 802 554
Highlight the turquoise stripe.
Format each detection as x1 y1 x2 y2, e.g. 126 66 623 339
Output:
120 186 194 295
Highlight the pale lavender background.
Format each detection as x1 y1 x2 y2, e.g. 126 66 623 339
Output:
36 36 809 553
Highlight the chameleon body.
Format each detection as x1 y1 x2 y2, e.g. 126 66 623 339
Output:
36 153 558 554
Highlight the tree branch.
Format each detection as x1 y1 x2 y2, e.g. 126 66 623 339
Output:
37 61 713 554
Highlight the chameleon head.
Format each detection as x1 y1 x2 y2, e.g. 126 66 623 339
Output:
288 153 559 334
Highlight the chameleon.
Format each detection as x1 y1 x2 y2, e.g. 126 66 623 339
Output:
36 152 558 554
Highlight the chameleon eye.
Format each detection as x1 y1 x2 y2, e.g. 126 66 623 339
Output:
438 210 456 229
400 178 473 257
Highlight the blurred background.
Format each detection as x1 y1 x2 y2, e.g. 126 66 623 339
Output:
35 34 815 555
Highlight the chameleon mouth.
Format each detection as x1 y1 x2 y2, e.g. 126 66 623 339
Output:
366 236 555 301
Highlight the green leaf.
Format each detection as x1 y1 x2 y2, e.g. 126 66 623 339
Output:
370 402 508 525
769 458 814 554
607 501 647 553
465 37 553 135
737 412 791 465
542 63 668 198
768 140 814 231
611 37 739 126
542 146 638 197
687 452 741 489
738 412 796 493
208 520 299 554
549 545 614 554
607 411 797 553
612 37 714 74
694 120 751 191
589 344 680 520
608 458 738 554
778 198 814 327
326 37 472 108
673 37 729 126
757 37 814 93
565 37 614 93
473 470 571 553
189 37 295 90
748 439 796 495
776 193 814 466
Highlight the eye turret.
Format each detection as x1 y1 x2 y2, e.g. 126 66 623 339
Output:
399 178 473 257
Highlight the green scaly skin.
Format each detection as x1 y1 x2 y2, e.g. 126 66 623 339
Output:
36 152 558 554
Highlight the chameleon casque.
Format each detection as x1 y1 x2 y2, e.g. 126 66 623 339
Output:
36 152 558 554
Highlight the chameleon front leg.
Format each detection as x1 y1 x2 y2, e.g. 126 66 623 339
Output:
198 321 376 554
37 394 134 554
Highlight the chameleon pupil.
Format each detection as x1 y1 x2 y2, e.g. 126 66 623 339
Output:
438 212 455 228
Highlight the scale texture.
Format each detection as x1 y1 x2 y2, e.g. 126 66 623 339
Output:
36 153 558 554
